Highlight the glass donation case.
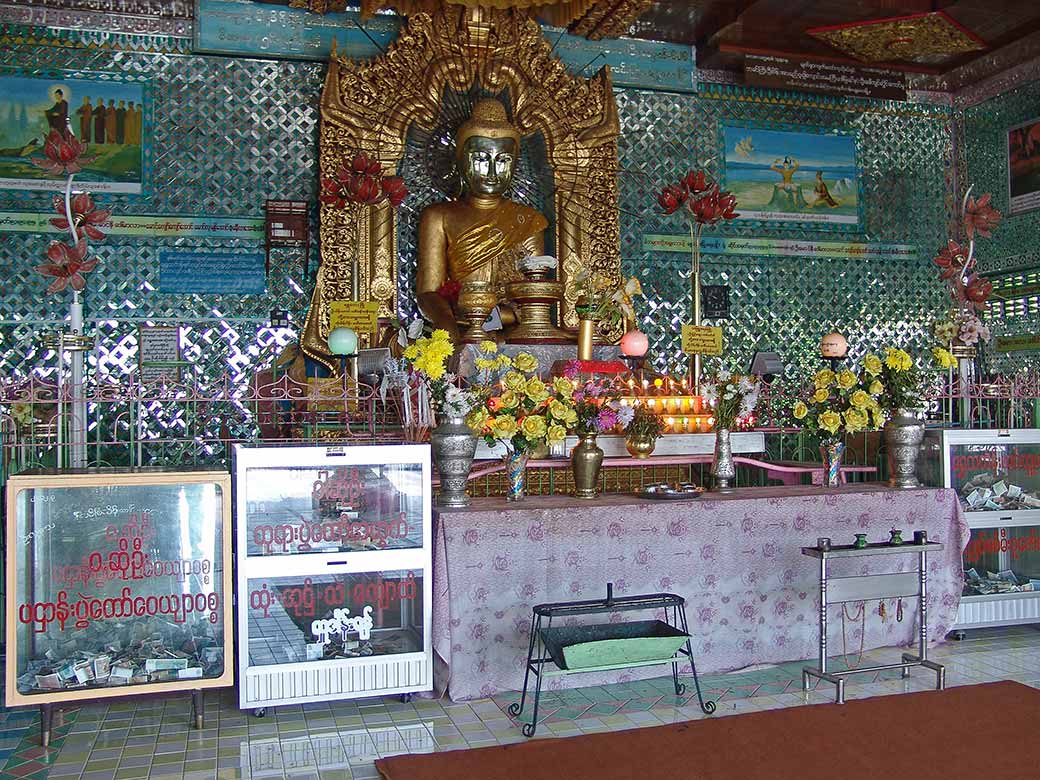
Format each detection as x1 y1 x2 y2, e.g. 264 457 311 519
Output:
4 469 234 714
921 429 1040 630
234 443 432 712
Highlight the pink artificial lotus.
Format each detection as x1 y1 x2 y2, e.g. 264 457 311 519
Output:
31 129 97 176
49 193 111 241
37 239 98 293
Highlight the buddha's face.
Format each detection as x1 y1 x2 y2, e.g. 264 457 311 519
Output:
460 136 516 197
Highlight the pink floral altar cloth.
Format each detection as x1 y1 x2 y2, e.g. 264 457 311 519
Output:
433 485 968 701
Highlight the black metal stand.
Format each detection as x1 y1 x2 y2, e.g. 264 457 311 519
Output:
509 584 715 737
39 704 54 747
192 690 204 729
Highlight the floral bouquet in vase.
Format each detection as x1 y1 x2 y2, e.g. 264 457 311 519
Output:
562 366 630 498
465 352 575 500
702 369 762 492
791 359 885 487
385 328 477 440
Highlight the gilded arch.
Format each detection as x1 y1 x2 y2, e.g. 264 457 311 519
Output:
302 8 622 369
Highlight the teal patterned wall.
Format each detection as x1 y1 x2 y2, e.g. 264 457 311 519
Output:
0 24 958 386
963 78 1040 373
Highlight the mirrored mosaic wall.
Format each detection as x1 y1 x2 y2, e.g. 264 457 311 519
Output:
963 77 1040 374
0 25 959 390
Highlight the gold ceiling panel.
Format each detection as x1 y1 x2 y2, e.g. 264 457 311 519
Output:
807 11 986 64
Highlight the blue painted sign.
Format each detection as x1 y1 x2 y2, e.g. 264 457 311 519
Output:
194 0 400 61
159 250 266 294
194 0 695 93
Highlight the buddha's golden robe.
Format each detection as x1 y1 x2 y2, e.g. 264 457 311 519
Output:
446 200 548 285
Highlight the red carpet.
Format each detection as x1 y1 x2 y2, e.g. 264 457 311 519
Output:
376 681 1040 779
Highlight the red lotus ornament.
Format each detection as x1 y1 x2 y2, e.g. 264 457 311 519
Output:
320 153 408 209
50 193 111 241
681 170 708 194
964 193 1001 239
964 275 993 309
31 129 97 176
932 239 969 280
657 184 686 215
37 239 97 293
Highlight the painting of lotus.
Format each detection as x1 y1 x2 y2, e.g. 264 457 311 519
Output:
721 124 859 228
0 71 145 194
1008 118 1040 216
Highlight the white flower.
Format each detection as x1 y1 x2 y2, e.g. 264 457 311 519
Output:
738 377 754 393
617 405 635 427
718 369 731 382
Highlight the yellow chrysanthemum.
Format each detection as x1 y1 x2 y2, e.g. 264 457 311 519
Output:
869 379 884 396
850 389 871 409
819 410 842 435
863 353 883 376
520 415 547 440
547 424 567 444
552 377 575 396
884 347 912 372
812 388 829 404
836 370 857 391
525 378 549 404
499 390 520 410
496 354 512 368
475 357 497 371
431 329 450 342
792 401 808 420
513 352 538 373
932 346 957 369
814 369 835 389
490 415 517 439
403 344 418 360
479 340 498 354
503 371 527 392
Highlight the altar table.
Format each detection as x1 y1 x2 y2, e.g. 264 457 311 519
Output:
432 484 968 701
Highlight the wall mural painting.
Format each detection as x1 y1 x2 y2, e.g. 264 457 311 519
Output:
0 71 146 194
721 123 860 230
1008 117 1040 217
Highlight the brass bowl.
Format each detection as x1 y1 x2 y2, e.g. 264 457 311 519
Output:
457 281 498 343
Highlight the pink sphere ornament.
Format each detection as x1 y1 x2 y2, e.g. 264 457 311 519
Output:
620 330 649 357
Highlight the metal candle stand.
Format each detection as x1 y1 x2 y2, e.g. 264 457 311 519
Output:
510 584 715 737
801 539 946 704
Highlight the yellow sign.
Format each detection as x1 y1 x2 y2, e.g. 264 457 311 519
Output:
681 325 723 356
329 301 380 333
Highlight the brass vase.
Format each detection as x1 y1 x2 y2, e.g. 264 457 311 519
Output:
625 435 655 459
571 432 604 499
577 318 596 361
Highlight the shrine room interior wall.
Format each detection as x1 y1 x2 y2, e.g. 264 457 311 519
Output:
0 32 955 390
962 76 1040 374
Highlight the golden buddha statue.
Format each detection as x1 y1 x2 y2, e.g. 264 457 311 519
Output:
417 98 564 344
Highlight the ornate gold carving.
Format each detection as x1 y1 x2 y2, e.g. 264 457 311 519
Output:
808 11 986 64
304 6 621 368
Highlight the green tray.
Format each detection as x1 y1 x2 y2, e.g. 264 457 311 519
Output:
540 620 689 671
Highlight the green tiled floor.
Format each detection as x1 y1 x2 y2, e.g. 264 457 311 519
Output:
1 625 1038 780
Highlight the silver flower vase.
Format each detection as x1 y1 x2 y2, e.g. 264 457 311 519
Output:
884 408 924 489
430 414 478 508
711 427 736 493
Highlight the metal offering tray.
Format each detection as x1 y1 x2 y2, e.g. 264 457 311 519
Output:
636 482 705 500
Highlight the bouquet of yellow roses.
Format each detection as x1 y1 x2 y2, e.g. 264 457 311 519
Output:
791 356 886 441
465 351 578 455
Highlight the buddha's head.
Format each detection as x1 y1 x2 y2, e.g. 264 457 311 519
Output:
456 98 520 198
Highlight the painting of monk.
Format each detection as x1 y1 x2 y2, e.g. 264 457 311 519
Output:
0 72 146 194
722 124 859 228
1008 118 1040 216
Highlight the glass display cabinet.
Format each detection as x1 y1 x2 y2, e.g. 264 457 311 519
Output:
4 468 233 744
920 429 1040 630
234 443 432 713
